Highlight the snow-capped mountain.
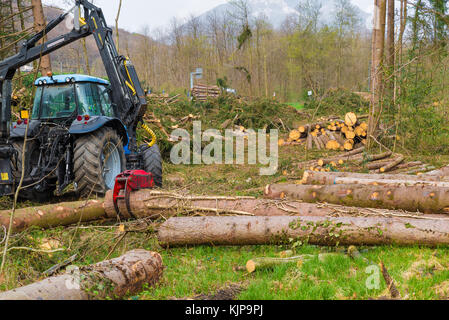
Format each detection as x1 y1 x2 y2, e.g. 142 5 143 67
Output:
200 0 370 29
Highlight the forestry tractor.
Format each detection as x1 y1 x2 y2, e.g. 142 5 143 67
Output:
0 0 162 201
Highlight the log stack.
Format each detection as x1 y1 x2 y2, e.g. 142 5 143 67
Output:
192 84 220 102
281 112 368 151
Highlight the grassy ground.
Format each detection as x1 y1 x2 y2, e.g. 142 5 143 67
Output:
287 102 305 110
1 142 449 300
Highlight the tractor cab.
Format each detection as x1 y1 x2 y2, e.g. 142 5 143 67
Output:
31 74 115 121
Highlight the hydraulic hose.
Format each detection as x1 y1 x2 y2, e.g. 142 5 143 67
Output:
142 123 157 148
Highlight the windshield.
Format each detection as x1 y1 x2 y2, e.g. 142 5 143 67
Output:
32 84 76 119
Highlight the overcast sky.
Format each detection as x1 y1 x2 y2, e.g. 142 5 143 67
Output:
42 0 376 34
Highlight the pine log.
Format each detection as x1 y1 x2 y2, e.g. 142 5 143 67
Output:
0 250 163 300
157 216 449 247
300 171 449 185
264 183 449 214
105 190 420 219
0 200 108 233
299 172 449 188
379 156 405 173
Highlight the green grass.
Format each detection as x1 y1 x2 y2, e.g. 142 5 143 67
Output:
287 102 305 110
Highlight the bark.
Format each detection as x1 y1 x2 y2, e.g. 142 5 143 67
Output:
300 171 449 185
265 183 449 214
157 216 449 247
0 250 163 300
31 0 51 75
379 155 405 173
0 199 108 233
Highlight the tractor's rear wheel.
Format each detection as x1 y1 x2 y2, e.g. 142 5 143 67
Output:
11 140 56 202
74 127 126 197
140 144 163 187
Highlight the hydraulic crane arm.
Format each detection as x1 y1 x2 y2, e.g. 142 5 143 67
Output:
0 0 147 150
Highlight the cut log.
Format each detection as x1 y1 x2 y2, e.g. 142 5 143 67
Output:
379 156 405 173
300 171 449 185
158 216 449 247
312 135 323 150
289 130 301 141
106 190 422 219
265 183 449 214
345 113 358 127
0 250 163 300
0 200 107 234
299 172 449 188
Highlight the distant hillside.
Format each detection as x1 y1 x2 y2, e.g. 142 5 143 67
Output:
198 0 370 28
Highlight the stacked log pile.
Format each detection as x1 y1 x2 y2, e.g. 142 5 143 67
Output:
192 84 220 101
280 113 369 151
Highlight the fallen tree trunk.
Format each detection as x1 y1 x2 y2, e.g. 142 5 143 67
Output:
158 216 449 247
300 171 449 185
0 250 163 300
0 200 108 233
105 190 431 220
264 184 449 214
299 171 449 188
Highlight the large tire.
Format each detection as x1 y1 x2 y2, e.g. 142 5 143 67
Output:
11 140 56 202
141 144 163 187
74 127 126 197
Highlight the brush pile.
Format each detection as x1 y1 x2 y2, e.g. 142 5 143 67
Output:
280 112 369 151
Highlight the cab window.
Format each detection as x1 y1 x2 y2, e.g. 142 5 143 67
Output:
97 85 115 117
76 83 102 116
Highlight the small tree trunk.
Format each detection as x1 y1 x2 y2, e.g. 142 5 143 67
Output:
158 216 449 247
0 250 163 300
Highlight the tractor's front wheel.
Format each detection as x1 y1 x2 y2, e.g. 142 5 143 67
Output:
74 127 126 197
